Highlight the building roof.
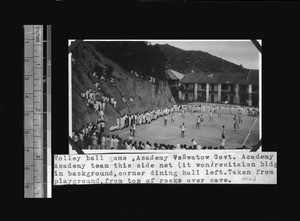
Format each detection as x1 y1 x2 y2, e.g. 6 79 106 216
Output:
166 69 185 80
180 69 259 85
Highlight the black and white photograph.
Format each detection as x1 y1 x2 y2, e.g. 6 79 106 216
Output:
69 40 261 154
9 0 295 213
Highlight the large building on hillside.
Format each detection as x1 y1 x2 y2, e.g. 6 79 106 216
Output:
178 69 259 107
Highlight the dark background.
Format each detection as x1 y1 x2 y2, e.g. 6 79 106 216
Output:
4 0 297 217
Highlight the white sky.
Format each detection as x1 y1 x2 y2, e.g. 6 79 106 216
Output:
148 40 261 70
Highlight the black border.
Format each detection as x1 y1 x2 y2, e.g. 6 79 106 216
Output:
6 0 297 216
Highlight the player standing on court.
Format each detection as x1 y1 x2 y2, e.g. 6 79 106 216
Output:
180 123 186 138
132 122 136 137
218 107 221 118
196 116 200 129
238 111 242 124
209 110 213 122
233 115 239 131
200 114 204 127
181 108 185 118
222 125 226 137
171 113 175 123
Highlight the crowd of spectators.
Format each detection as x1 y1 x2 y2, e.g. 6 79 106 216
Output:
71 118 106 150
81 89 117 111
116 139 250 150
109 106 172 132
174 103 259 117
72 130 250 150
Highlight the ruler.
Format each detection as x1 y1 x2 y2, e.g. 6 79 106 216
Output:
24 25 51 198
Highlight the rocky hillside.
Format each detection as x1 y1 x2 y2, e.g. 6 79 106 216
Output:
70 41 175 131
158 44 248 74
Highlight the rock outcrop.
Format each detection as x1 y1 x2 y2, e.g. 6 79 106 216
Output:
71 41 175 131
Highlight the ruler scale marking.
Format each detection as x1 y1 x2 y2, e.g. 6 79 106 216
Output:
24 25 51 198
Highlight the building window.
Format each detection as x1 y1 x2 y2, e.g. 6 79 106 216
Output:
221 84 229 90
240 85 247 92
202 83 206 90
187 84 194 90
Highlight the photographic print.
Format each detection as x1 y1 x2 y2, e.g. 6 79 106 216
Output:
68 40 261 154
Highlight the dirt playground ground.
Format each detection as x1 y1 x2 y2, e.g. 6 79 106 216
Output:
108 109 260 149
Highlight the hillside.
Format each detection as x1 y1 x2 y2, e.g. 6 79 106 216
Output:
70 41 175 132
90 41 168 80
158 44 249 74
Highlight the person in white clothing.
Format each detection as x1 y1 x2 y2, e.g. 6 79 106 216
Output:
191 139 197 146
120 116 124 129
101 135 106 149
142 114 146 124
209 110 213 122
114 137 119 149
99 109 104 118
220 134 226 149
109 125 116 131
125 142 131 150
171 113 174 123
116 117 120 129
217 107 221 118
200 114 204 127
191 139 202 150
145 142 151 150
181 109 185 118
129 115 132 127
196 144 202 150
132 123 136 137
110 135 115 149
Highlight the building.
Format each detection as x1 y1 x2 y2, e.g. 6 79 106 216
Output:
178 69 259 107
166 69 185 100
166 69 185 87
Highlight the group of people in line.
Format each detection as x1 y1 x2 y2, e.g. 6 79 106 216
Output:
109 106 173 132
174 103 259 117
